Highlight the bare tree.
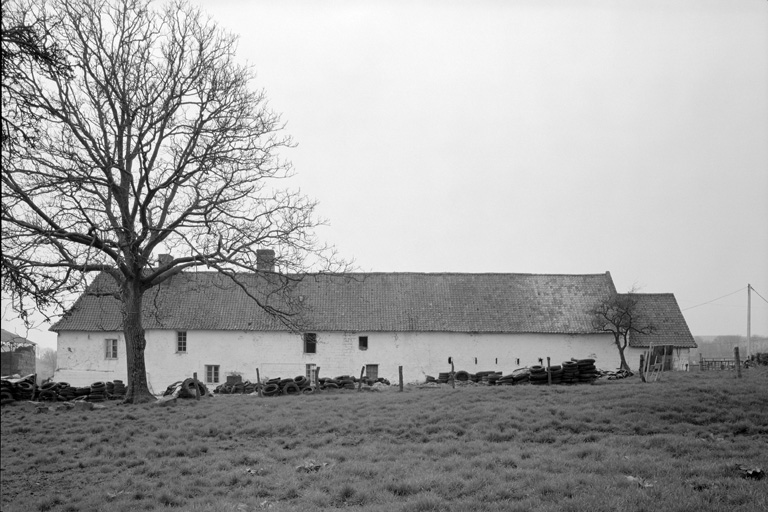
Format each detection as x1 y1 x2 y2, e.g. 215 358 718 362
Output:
589 291 655 372
2 0 346 403
1 0 72 155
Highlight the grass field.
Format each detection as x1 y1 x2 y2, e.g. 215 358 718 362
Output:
1 370 766 512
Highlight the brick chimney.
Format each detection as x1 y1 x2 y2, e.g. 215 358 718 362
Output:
256 249 275 273
157 254 173 266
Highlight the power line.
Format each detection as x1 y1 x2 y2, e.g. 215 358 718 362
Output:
682 286 747 311
752 286 768 306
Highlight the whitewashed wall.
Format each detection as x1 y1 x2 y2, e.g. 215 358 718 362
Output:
54 329 642 391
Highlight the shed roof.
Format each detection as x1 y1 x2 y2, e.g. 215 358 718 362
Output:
626 293 697 348
1 329 36 348
51 271 622 334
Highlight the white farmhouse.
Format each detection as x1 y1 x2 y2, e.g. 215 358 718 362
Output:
50 262 696 391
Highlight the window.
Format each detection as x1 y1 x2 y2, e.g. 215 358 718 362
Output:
105 339 118 359
365 364 379 380
205 365 220 384
177 331 187 353
358 336 368 350
303 333 317 354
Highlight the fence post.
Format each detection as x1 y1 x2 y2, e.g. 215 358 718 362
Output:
193 372 201 400
546 357 551 386
314 367 321 394
734 347 742 379
399 366 403 392
358 366 365 391
639 354 646 383
256 369 263 398
450 360 455 389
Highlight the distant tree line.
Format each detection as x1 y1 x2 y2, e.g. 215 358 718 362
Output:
692 335 768 359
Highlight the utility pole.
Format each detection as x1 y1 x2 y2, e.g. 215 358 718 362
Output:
747 284 752 358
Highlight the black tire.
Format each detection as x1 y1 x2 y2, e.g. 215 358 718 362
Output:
294 375 309 387
282 382 300 395
262 383 279 396
323 383 339 390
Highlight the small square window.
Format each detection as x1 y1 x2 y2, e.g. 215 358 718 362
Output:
303 333 317 354
177 331 187 353
105 339 118 359
205 365 220 384
358 336 368 350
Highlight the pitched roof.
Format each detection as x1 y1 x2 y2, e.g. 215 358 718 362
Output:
1 329 36 347
51 271 621 334
626 293 697 348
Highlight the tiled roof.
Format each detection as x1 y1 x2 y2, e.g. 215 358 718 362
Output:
625 293 697 348
50 271 621 334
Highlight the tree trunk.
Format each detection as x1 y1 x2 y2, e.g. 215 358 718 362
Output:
121 280 156 404
615 336 631 372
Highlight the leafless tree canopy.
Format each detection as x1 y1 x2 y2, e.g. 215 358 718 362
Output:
2 0 346 401
589 291 655 371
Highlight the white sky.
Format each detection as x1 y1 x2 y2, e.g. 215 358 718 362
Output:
2 0 767 350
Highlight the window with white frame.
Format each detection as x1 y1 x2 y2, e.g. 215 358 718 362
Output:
205 365 220 384
177 331 187 353
105 339 118 359
358 336 368 350
306 363 317 383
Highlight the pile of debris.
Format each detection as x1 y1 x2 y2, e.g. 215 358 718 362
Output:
162 378 209 398
425 359 606 386
0 375 127 403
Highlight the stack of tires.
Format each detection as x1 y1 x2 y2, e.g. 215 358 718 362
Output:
74 386 91 399
38 382 59 401
56 383 75 400
561 361 579 384
261 378 281 396
112 380 126 397
279 378 301 395
13 380 36 400
548 365 563 385
1 380 15 402
577 359 599 383
487 372 503 385
528 365 548 385
334 375 356 390
437 372 451 384
497 374 516 385
293 375 314 394
323 378 340 389
88 382 107 402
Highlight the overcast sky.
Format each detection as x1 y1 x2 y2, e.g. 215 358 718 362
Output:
3 0 767 350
